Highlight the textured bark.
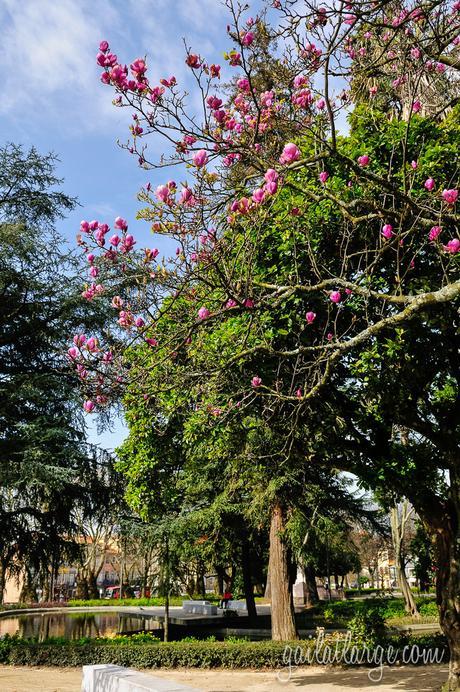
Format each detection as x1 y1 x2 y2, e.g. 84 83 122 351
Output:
390 502 419 617
196 567 205 598
215 566 225 596
304 565 319 608
268 501 298 640
241 539 257 619
0 563 5 605
75 574 89 600
432 484 460 691
264 566 271 600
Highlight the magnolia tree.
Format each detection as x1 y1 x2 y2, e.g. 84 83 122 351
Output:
69 0 460 676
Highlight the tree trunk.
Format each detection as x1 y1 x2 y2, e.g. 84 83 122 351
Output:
390 504 419 617
215 566 225 596
432 493 460 691
241 538 257 619
75 574 89 600
0 562 5 605
196 567 205 598
268 501 298 640
264 566 271 600
20 569 37 603
88 571 99 599
304 565 319 608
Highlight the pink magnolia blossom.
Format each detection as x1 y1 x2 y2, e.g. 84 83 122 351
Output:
429 226 442 241
109 234 120 246
295 388 303 398
68 347 78 360
316 98 326 109
155 184 170 202
381 224 394 239
241 31 254 46
73 334 87 347
237 77 250 92
412 100 422 113
424 178 435 191
207 95 222 110
251 376 262 388
118 310 133 328
186 54 201 69
319 171 329 183
260 90 274 107
86 253 95 264
180 186 194 204
292 89 313 108
306 311 316 324
293 75 308 89
264 181 278 195
279 143 300 165
83 400 95 413
226 298 237 308
114 216 128 231
442 189 458 205
130 58 147 77
357 155 370 167
330 291 342 303
410 160 418 169
443 238 460 254
264 169 279 183
192 149 208 167
145 248 159 261
146 338 158 347
121 234 136 252
209 64 221 78
252 188 265 204
244 298 254 308
231 197 250 214
135 317 145 328
86 337 98 352
198 306 210 319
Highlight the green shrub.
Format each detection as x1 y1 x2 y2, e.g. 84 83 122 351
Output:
348 607 386 647
419 600 439 617
0 633 448 669
1 639 299 668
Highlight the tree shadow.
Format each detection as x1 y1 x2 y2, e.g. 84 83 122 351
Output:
208 665 449 692
287 665 449 690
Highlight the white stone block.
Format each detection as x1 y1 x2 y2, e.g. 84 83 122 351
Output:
82 664 202 692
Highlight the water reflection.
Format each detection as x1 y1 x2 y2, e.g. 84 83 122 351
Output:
0 612 158 640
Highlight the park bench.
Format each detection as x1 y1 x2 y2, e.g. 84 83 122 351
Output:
181 599 218 615
82 664 202 691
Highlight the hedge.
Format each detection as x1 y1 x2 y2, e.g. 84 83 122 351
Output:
0 634 448 669
0 639 298 668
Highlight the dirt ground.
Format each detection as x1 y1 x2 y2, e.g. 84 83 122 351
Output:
0 664 450 691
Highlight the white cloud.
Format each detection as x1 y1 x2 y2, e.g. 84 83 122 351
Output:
0 0 124 133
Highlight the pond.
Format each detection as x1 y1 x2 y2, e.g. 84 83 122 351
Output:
0 611 159 641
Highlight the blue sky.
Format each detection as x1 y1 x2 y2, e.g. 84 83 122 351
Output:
2 0 267 451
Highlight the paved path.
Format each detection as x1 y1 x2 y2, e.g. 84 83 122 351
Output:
0 665 450 691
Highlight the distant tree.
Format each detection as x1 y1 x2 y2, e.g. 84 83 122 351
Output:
411 521 434 593
0 144 109 602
